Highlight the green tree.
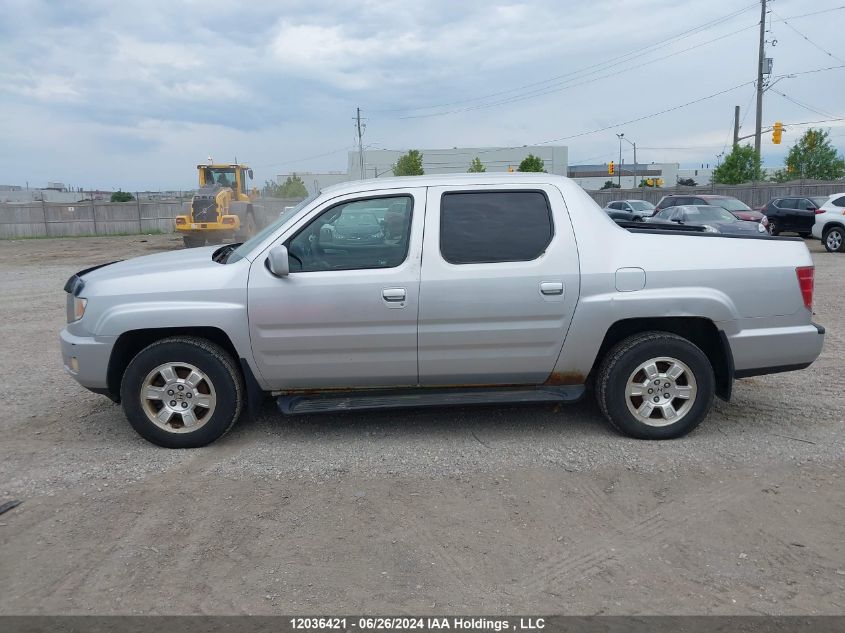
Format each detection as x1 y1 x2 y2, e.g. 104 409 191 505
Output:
600 180 620 190
772 128 845 181
676 177 698 187
279 174 308 198
517 154 546 172
712 144 762 184
262 179 283 197
393 150 424 176
467 157 486 173
110 190 134 202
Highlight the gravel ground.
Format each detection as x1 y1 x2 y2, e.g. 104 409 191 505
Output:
0 234 843 615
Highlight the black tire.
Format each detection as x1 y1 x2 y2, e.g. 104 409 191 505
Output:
768 220 780 236
822 226 845 253
120 337 244 448
183 235 205 248
799 232 811 239
596 331 715 439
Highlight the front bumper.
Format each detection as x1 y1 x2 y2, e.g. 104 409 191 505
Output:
60 327 116 392
727 321 825 377
175 215 241 232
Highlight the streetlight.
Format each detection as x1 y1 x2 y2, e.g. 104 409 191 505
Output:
617 133 637 189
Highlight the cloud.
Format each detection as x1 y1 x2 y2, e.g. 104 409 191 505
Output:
0 0 842 189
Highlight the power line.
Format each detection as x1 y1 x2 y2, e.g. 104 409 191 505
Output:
369 3 759 117
775 64 845 77
770 88 837 119
771 8 845 65
772 5 845 21
782 116 845 126
398 23 758 120
535 80 756 145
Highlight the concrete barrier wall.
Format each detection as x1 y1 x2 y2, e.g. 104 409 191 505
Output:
0 198 304 239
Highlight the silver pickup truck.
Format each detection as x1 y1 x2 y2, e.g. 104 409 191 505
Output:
60 174 825 447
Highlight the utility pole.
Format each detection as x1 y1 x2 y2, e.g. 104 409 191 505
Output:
754 0 767 159
356 107 365 180
616 133 623 188
733 105 741 147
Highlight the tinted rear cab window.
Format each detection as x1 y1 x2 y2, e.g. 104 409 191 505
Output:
440 191 553 264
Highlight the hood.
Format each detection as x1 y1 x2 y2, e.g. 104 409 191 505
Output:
732 210 763 221
80 246 220 285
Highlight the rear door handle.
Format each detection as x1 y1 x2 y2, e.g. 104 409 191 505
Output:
382 288 406 302
540 282 564 296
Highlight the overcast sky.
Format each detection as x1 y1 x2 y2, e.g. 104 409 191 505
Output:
1 0 843 190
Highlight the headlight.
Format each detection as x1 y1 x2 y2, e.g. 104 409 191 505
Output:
757 222 767 233
71 297 87 322
703 225 719 233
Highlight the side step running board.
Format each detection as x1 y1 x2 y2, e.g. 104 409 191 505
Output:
277 385 585 415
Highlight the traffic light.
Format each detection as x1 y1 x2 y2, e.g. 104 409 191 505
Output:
608 161 615 175
772 121 784 144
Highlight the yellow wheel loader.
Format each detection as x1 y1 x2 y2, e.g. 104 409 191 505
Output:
176 163 268 248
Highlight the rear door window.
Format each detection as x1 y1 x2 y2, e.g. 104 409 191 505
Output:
440 191 553 264
832 196 845 207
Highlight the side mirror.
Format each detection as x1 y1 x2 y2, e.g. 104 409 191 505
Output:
267 244 290 277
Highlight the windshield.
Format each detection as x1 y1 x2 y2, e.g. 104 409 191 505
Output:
336 212 378 226
687 206 737 222
203 167 237 188
628 201 655 211
711 198 751 212
811 197 827 207
227 192 318 264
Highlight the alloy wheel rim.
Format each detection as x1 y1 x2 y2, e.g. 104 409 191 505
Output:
828 230 842 251
140 362 216 433
625 356 697 427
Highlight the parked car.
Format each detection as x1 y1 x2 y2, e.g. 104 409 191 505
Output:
602 206 644 222
648 205 769 235
60 174 824 447
655 194 767 226
762 196 828 237
811 192 845 252
605 200 656 218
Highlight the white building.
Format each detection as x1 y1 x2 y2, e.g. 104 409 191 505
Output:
276 172 348 196
279 146 569 194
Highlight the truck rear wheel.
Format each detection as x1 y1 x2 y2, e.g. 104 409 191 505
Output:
596 331 715 439
120 337 244 448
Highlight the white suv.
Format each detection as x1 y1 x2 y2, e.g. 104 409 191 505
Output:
811 193 845 253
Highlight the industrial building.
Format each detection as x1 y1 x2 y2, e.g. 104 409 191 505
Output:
278 145 568 194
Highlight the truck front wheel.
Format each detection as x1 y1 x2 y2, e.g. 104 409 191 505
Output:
596 331 715 439
119 337 244 448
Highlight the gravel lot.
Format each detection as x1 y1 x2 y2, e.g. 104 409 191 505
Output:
0 234 843 615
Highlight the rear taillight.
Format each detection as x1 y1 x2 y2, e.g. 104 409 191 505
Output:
814 208 824 214
796 266 814 311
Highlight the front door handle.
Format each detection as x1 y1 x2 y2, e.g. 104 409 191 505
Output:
540 281 564 296
382 288 406 302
